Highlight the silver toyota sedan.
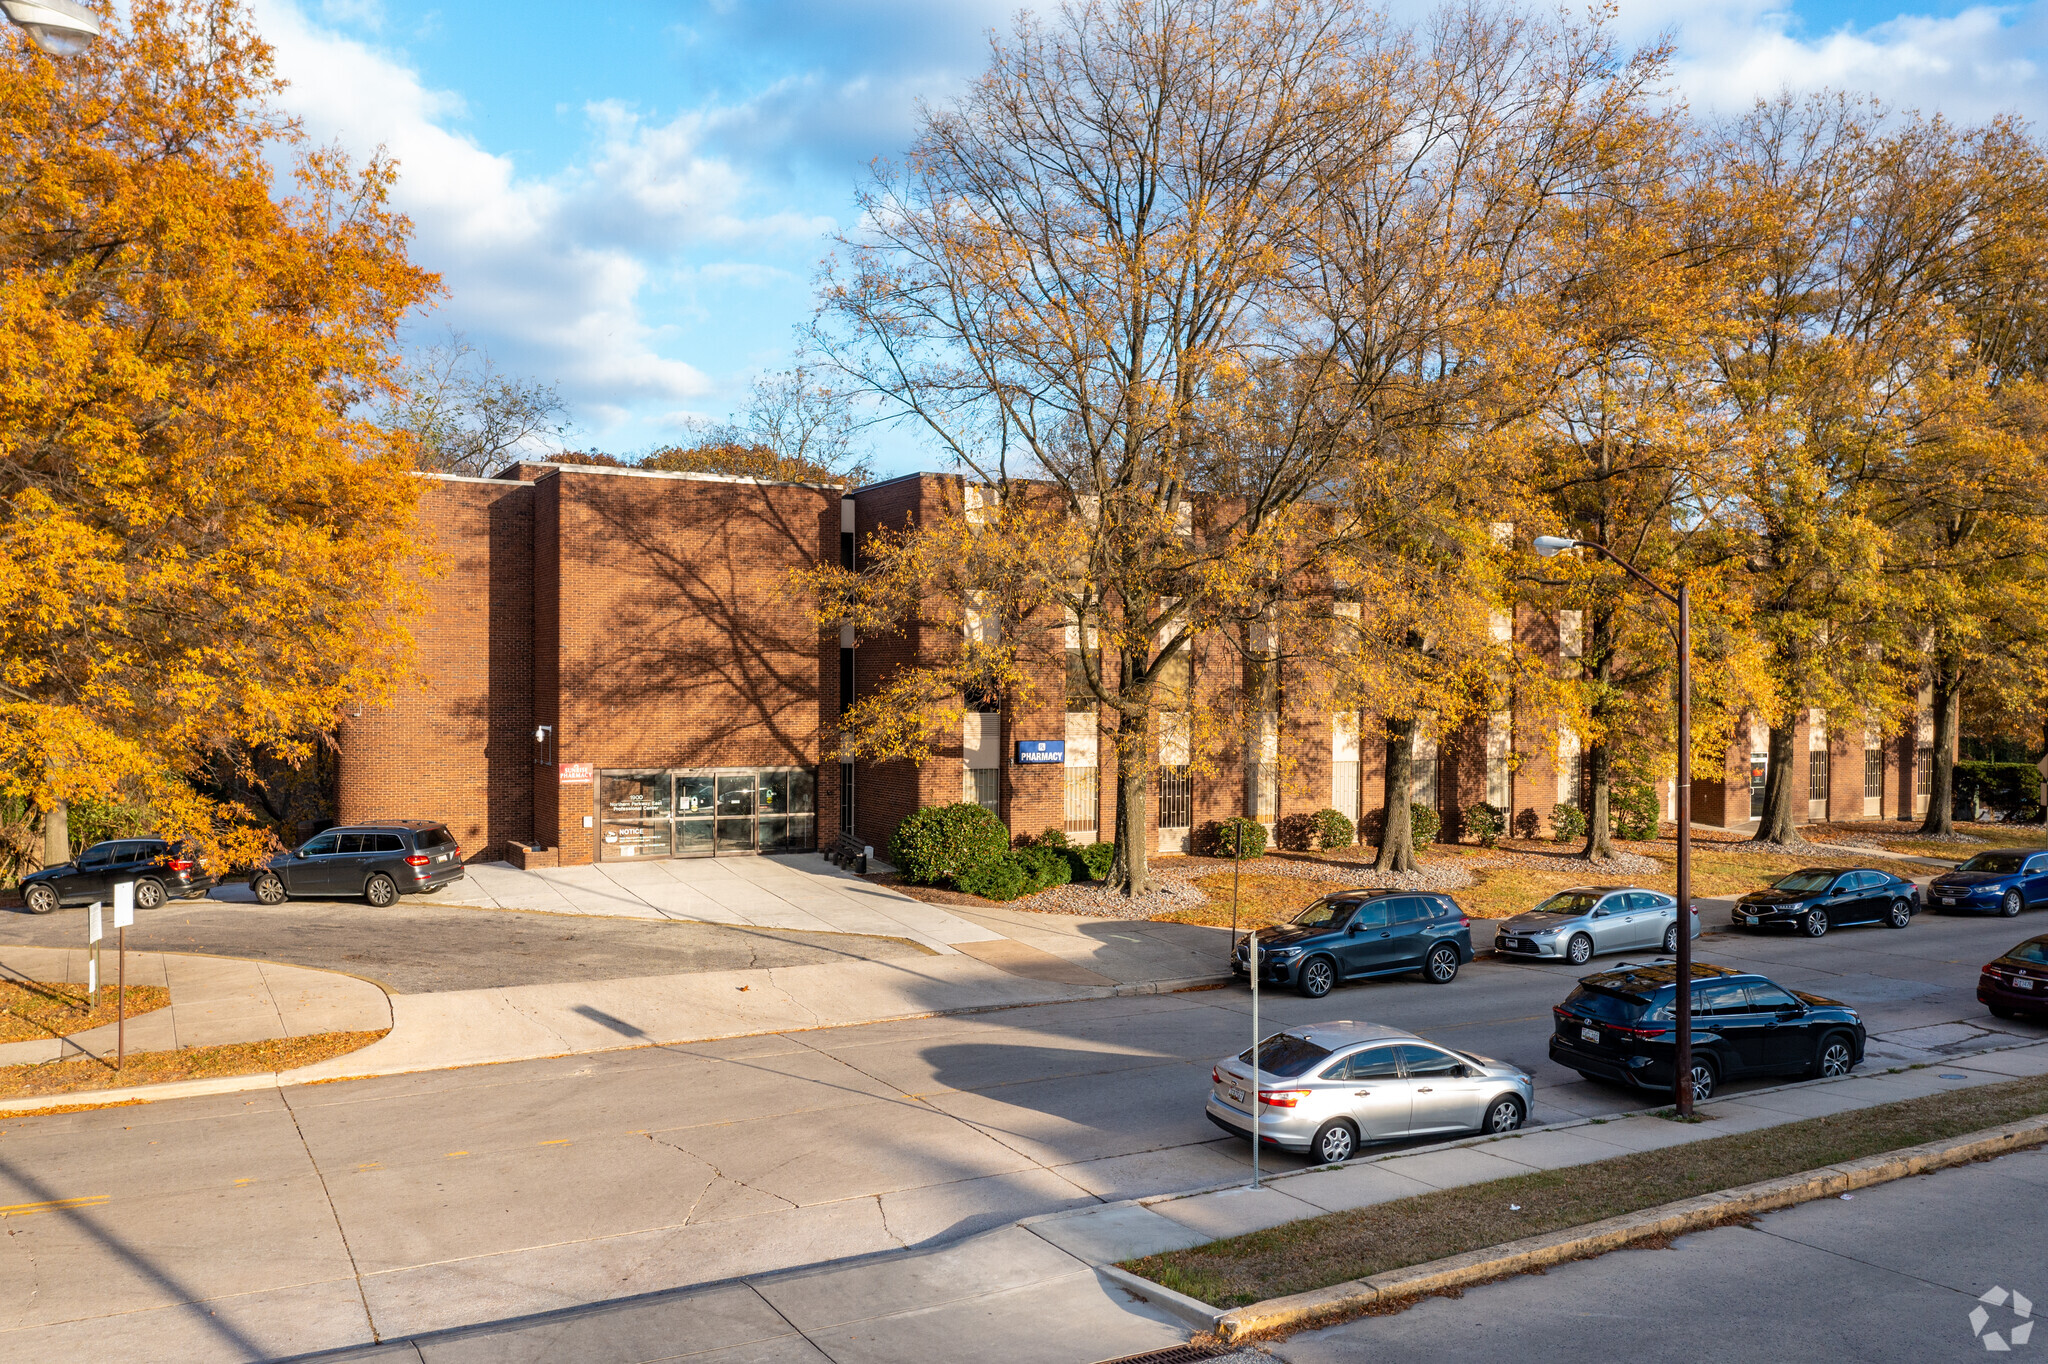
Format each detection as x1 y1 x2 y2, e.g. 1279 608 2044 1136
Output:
1206 1021 1535 1163
1493 885 1700 965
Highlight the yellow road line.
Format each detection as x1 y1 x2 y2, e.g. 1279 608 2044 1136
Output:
539 1139 570 1147
444 1151 469 1158
0 1195 108 1218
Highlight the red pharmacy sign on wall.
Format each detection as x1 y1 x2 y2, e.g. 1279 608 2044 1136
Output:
558 762 594 785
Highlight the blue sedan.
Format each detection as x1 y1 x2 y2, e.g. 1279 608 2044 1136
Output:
1926 849 2048 917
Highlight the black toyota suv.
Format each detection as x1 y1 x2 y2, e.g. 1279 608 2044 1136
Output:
1232 889 1476 997
1549 961 1866 1103
251 822 465 907
18 838 217 914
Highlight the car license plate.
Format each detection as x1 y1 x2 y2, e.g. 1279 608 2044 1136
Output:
2017 978 2035 991
1942 897 1957 905
1580 1026 1600 1044
1228 1088 1246 1104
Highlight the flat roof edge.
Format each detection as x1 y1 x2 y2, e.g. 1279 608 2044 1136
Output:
522 461 847 491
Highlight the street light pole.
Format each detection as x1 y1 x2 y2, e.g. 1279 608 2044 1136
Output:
1535 535 1697 1118
2 0 100 54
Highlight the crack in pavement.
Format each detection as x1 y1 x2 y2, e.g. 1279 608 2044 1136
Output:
278 1086 383 1343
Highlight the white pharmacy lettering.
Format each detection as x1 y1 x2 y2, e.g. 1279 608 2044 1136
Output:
1970 1286 2034 1352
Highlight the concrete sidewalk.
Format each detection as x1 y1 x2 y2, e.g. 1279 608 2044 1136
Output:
293 1034 2048 1364
0 948 391 1067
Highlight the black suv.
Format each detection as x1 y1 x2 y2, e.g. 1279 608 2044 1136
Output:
18 838 217 914
1233 890 1475 997
1549 961 1865 1102
251 822 465 906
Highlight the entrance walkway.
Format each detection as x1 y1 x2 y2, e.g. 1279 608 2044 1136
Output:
443 854 1005 954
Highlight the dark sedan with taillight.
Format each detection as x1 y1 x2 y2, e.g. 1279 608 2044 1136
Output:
1979 935 2048 1020
1548 961 1866 1103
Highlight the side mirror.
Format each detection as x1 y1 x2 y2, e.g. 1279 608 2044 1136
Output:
1590 908 1607 919
1347 921 1364 934
1777 1005 1806 1019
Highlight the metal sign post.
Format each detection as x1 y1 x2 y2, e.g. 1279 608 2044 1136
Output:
1249 927 1260 1190
86 901 102 995
112 882 133 1069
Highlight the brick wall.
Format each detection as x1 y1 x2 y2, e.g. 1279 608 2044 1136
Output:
338 476 536 859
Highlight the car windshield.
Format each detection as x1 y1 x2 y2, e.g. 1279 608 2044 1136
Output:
1563 984 1653 1025
1959 852 2027 874
1239 1032 1335 1078
2011 941 2048 966
1771 871 1839 894
1292 899 1354 930
1532 891 1602 915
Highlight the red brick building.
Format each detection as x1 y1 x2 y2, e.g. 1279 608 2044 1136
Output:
340 464 1944 866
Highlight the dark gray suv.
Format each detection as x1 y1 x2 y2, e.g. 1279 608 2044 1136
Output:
251 822 465 906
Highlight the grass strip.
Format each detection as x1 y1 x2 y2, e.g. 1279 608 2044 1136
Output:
0 1030 389 1100
1123 1071 2048 1308
0 981 171 1044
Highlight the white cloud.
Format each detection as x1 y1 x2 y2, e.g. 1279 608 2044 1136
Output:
1631 0 2048 123
248 0 851 441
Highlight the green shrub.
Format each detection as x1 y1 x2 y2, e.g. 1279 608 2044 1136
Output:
890 803 1011 885
1312 807 1355 850
1015 845 1073 891
1609 779 1660 841
1273 812 1319 852
1462 801 1505 848
1954 761 2045 817
1017 827 1070 850
1196 816 1267 859
956 853 1031 901
1409 802 1441 847
1072 841 1115 881
1551 801 1587 842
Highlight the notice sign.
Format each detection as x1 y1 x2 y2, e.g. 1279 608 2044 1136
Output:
1015 740 1066 766
559 762 594 785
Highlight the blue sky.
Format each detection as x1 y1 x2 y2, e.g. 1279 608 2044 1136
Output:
251 0 2048 475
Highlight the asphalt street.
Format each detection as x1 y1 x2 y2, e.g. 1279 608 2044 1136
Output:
0 902 2042 1355
1262 1140 2048 1363
0 899 935 992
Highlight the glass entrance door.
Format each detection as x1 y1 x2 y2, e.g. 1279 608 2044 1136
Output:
597 767 817 861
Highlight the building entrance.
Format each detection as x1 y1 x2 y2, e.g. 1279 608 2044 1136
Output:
596 768 817 860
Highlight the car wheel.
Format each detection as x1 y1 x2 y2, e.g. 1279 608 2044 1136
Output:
1483 1095 1526 1134
1311 1119 1357 1164
133 878 166 911
1687 1058 1717 1103
23 884 57 915
1885 899 1911 929
252 872 287 906
1802 909 1829 938
1990 1003 2017 1020
1567 933 1593 965
365 874 398 908
1811 1033 1856 1079
1296 956 1335 999
1662 923 1679 954
2001 890 2023 918
1424 944 1460 984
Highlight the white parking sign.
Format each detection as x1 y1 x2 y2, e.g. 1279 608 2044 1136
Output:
112 881 134 928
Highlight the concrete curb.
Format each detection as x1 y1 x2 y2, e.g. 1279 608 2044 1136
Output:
1204 1111 2048 1342
1096 1264 1227 1332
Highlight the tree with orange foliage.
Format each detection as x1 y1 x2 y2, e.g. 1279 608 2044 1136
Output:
0 0 439 869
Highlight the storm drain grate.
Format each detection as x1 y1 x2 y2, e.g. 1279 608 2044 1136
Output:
1094 1345 1230 1364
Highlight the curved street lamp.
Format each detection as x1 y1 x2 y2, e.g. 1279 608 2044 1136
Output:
2 0 100 55
1537 534 1700 1118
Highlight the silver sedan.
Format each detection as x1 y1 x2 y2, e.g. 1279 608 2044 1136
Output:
1493 885 1700 966
1206 1020 1535 1163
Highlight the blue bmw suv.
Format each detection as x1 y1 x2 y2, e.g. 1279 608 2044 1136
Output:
1926 849 2048 918
1233 889 1475 997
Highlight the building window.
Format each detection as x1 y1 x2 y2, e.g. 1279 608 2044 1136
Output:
965 766 1000 812
1063 766 1099 837
1158 764 1193 840
1864 746 1882 800
1252 762 1280 823
599 768 815 861
1809 747 1829 802
1331 761 1360 822
839 762 855 837
1917 748 1934 801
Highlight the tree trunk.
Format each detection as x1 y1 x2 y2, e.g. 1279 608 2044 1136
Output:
40 801 67 871
1108 705 1152 896
1919 653 1963 837
1581 740 1613 861
1375 715 1417 873
1753 721 1802 846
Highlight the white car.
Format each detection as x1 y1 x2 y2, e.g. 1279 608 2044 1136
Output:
1206 1020 1535 1164
1493 885 1700 965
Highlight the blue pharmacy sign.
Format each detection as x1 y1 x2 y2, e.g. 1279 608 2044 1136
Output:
1015 740 1066 765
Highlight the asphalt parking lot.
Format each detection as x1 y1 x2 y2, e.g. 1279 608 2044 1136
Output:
0 896 934 993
